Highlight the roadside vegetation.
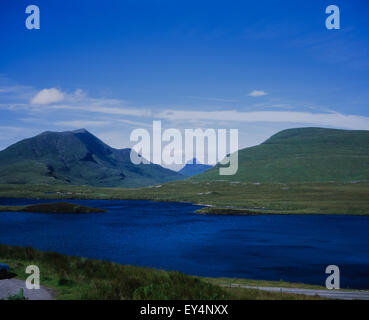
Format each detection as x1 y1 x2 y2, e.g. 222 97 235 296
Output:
0 244 229 300
0 244 325 300
204 277 326 290
1 289 27 300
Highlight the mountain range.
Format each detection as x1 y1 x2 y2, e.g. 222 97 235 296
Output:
1 127 369 187
0 129 184 187
178 158 213 177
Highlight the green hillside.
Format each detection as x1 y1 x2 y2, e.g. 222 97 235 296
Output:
1 127 368 187
0 129 183 187
192 127 369 183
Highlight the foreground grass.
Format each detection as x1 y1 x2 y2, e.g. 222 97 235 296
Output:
0 244 325 300
0 244 228 300
1 181 369 215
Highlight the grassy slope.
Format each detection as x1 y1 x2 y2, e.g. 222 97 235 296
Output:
1 180 369 215
192 127 369 183
1 127 369 188
0 244 325 300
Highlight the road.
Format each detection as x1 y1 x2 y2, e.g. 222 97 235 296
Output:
0 279 55 300
2 279 369 300
226 284 369 300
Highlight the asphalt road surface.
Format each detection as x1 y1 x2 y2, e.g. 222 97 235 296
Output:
227 284 369 300
0 279 55 300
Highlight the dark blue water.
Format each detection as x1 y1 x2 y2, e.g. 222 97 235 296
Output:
0 198 369 289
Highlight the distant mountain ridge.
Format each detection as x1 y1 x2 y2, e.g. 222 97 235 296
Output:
0 129 184 187
2 127 369 187
178 158 213 177
191 127 369 183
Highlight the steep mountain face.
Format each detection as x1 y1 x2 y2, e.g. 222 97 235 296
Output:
178 158 213 177
0 129 184 187
191 127 369 183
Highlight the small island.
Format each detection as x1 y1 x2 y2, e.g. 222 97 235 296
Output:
0 202 106 214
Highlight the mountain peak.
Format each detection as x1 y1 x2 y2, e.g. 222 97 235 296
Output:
187 158 200 165
37 128 91 137
179 158 213 177
0 128 184 187
72 128 89 134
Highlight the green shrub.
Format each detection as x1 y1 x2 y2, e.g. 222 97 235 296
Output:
7 289 27 300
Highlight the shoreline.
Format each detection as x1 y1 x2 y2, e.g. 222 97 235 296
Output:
1 181 369 216
195 206 369 216
1 196 368 216
0 202 106 214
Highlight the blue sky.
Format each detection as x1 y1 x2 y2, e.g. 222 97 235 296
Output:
1 0 369 158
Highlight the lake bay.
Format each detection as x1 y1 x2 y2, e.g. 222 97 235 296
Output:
0 198 368 289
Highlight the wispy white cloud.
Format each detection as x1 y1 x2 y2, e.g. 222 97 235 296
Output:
252 102 295 109
249 90 267 97
31 88 65 105
156 109 369 130
0 85 31 94
47 98 369 130
268 104 294 109
55 120 111 127
0 83 36 102
2 81 369 137
187 96 239 103
0 103 30 111
51 104 151 117
117 119 153 128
